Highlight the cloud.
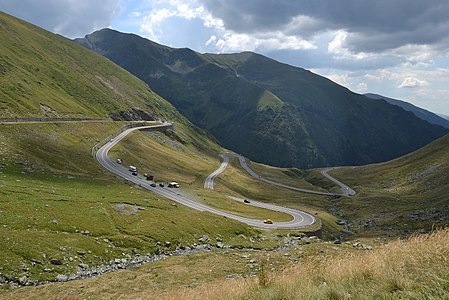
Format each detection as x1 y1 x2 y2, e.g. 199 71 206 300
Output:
326 73 349 87
0 0 120 38
140 8 177 41
399 77 429 89
355 82 368 93
139 0 314 52
199 0 449 54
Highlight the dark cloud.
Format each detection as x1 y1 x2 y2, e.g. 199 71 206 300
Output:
199 0 449 53
0 0 120 38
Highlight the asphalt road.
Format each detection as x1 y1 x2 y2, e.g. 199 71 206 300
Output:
320 168 356 196
96 124 315 229
208 153 355 197
203 154 228 189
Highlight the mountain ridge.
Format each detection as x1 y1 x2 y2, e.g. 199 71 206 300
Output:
365 93 449 129
75 28 448 169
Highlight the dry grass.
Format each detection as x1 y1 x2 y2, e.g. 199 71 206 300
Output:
157 228 449 300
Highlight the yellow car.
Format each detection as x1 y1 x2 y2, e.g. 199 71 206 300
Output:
263 219 273 224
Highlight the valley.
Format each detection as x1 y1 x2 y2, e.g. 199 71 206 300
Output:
75 29 448 169
0 10 448 300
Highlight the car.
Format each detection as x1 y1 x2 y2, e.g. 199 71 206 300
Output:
116 158 122 164
263 219 273 224
244 199 251 204
129 166 137 172
159 183 165 187
150 183 157 187
131 172 137 176
168 182 180 188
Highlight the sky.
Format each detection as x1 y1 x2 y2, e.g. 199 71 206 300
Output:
1 0 449 115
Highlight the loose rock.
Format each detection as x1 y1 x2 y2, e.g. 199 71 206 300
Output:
56 274 68 282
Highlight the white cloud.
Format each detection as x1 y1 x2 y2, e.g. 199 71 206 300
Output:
328 30 370 60
399 77 429 89
205 35 217 46
211 31 315 52
140 8 177 41
326 73 349 86
139 0 315 52
355 82 368 93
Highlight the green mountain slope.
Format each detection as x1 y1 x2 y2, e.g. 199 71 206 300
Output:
324 132 449 236
75 29 448 168
0 12 177 122
0 12 280 283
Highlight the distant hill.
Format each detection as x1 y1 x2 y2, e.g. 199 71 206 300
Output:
365 93 449 129
75 29 448 168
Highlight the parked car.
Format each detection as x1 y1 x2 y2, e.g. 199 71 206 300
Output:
263 219 273 224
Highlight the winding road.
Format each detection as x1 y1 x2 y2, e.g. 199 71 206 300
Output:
96 124 316 229
205 153 356 197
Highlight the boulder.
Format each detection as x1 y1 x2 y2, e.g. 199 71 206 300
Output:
56 274 68 282
198 235 209 243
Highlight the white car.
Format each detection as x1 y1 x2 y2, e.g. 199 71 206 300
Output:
168 182 180 188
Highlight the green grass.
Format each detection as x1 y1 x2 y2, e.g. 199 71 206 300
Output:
0 123 278 283
196 189 293 222
248 160 327 191
305 133 449 238
0 11 182 122
108 128 293 222
257 91 284 112
0 232 358 299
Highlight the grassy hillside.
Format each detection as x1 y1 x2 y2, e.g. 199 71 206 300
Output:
75 29 448 168
161 229 449 300
0 12 177 121
318 132 449 237
4 227 447 299
1 11 447 299
0 12 307 286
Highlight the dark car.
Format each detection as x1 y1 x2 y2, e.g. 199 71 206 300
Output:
132 172 137 176
159 183 165 187
150 183 157 187
244 199 251 204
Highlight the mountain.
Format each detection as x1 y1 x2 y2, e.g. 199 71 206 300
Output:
365 93 449 129
0 12 186 124
75 29 448 168
438 113 449 121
